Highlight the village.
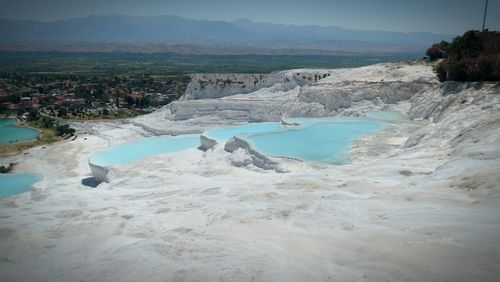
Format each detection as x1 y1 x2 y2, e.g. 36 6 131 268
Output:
0 73 187 119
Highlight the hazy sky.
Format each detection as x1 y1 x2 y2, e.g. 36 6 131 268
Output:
0 0 499 34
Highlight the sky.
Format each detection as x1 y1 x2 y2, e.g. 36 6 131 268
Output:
0 0 499 34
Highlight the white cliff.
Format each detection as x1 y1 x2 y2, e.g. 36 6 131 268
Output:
183 70 333 100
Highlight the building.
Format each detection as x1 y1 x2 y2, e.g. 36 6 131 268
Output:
20 97 32 109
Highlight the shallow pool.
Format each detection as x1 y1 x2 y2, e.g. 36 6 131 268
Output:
0 118 39 144
90 135 201 166
89 117 385 170
205 122 283 141
244 120 382 164
0 173 42 197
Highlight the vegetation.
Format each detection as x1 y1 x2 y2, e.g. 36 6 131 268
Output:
0 109 72 156
426 41 449 61
433 30 500 82
0 123 62 157
0 162 15 173
55 124 76 136
0 52 419 76
25 109 75 137
0 108 78 156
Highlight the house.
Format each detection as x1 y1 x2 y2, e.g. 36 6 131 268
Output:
20 97 32 109
63 98 85 108
7 103 20 111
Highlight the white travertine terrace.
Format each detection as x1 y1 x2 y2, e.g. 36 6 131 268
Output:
2 61 500 281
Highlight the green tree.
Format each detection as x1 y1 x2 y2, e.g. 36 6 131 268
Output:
55 124 75 136
125 96 135 107
58 107 68 118
41 117 54 128
28 108 40 121
434 30 500 82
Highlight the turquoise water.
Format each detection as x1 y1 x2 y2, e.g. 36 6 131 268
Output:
245 121 382 164
90 118 384 167
0 173 42 197
365 111 407 122
90 135 201 166
0 118 39 144
205 122 283 141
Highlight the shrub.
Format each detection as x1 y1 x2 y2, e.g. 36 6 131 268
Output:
426 41 449 61
55 124 75 136
28 109 40 121
433 30 500 82
57 107 68 118
446 60 468 81
434 61 448 81
0 163 15 173
41 116 54 128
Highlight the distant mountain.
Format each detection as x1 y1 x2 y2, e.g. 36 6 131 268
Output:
0 15 247 43
231 18 451 45
0 15 454 53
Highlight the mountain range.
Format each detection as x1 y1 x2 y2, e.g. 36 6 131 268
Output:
0 15 454 53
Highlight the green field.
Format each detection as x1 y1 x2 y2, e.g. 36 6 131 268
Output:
0 52 421 76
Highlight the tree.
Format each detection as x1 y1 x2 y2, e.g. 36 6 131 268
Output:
447 30 485 60
433 30 500 82
28 109 40 121
57 107 68 118
426 42 448 61
55 124 76 136
75 86 92 107
125 96 135 107
41 117 54 128
94 87 105 100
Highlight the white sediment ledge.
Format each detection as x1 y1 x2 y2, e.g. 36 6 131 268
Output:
280 118 300 126
88 160 110 183
224 136 285 172
199 134 218 151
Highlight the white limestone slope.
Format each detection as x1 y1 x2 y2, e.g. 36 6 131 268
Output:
1 61 500 282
